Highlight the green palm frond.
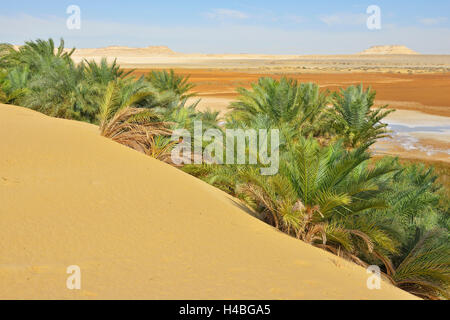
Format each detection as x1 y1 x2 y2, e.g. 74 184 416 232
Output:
83 58 134 85
147 69 196 99
229 78 328 139
330 84 394 148
392 229 450 299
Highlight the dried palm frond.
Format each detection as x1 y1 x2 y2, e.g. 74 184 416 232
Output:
100 106 172 154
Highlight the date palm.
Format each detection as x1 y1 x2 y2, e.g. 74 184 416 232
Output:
238 138 398 264
98 80 172 156
0 43 17 69
22 58 88 120
230 78 328 129
5 38 74 72
83 58 134 85
389 229 450 300
0 66 30 104
330 85 394 148
147 69 196 99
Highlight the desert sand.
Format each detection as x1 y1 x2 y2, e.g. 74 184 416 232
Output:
0 104 416 300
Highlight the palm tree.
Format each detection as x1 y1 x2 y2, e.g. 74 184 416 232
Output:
198 109 222 130
6 38 74 72
375 161 443 236
147 69 196 99
154 97 204 130
330 84 394 148
238 138 398 265
230 78 327 130
0 43 17 69
83 58 134 85
389 229 449 300
22 57 93 120
145 135 178 164
2 38 101 121
358 159 449 299
0 66 30 104
98 80 172 157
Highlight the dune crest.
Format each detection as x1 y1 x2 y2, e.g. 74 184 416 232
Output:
0 104 416 300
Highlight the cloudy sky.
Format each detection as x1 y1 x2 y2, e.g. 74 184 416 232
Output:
1 0 449 54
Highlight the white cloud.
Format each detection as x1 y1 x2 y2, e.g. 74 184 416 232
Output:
320 13 367 26
419 17 448 26
205 9 249 20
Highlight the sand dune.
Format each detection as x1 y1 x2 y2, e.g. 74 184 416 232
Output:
0 104 416 299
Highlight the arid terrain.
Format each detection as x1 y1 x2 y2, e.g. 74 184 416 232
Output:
0 104 416 300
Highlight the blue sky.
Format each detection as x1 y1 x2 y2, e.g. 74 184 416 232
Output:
1 0 450 54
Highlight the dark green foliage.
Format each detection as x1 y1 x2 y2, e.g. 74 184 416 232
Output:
229 78 329 138
330 85 394 148
147 69 196 99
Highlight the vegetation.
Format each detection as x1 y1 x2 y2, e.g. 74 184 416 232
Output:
147 69 196 99
97 80 172 157
0 38 448 299
330 85 394 148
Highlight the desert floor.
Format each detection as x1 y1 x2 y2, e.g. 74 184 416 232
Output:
0 104 417 300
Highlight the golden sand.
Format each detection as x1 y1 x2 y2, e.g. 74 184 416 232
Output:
0 104 416 299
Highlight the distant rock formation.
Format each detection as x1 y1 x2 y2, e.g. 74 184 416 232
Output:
359 45 419 55
9 44 177 56
144 46 176 54
70 45 177 58
101 45 175 54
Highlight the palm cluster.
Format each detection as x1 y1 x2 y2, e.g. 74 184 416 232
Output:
187 78 449 299
1 38 448 299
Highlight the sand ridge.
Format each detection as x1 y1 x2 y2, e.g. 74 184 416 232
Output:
0 104 416 299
